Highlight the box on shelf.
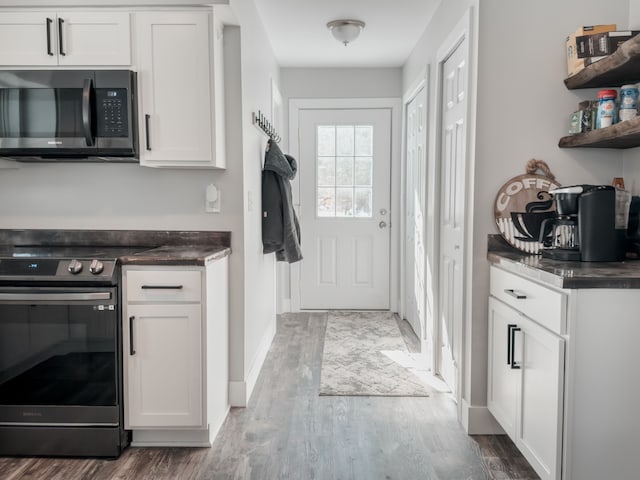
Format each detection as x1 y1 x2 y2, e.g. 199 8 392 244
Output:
569 101 598 135
566 24 617 77
576 30 640 58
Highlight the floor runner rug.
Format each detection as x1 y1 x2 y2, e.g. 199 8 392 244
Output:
319 311 431 396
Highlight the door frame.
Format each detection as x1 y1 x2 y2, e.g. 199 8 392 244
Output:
430 7 475 416
288 97 402 312
400 69 430 366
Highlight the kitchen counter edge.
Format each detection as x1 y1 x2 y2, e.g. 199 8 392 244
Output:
487 250 640 289
120 246 231 267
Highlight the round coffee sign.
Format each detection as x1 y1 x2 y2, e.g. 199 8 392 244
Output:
494 173 561 254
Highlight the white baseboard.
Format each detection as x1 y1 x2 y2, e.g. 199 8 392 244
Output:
461 399 505 434
131 428 211 447
229 318 277 407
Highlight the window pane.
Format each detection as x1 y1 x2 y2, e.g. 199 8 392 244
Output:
336 126 354 156
317 187 335 217
355 188 372 217
317 157 335 186
355 157 372 186
355 126 373 156
336 156 354 186
317 126 335 156
336 188 353 217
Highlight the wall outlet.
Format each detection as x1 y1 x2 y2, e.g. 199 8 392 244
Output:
206 184 220 213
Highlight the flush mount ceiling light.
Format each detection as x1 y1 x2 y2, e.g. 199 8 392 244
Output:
327 19 365 46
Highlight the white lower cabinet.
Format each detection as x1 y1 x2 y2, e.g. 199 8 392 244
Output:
489 264 640 480
123 258 229 447
125 303 203 428
488 295 564 480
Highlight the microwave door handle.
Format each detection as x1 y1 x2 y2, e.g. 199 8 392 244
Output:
82 78 95 147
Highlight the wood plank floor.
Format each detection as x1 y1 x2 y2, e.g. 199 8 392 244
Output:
0 312 539 480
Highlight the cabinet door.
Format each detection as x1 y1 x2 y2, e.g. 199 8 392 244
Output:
57 12 131 66
136 12 214 167
515 316 565 480
0 12 58 66
124 303 203 428
487 297 519 439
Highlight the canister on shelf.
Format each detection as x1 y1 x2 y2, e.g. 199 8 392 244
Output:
596 89 618 128
619 84 639 121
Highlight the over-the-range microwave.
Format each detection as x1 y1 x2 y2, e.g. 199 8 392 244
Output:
0 70 137 162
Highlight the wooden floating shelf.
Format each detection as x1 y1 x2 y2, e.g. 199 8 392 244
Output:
564 34 640 90
558 116 640 149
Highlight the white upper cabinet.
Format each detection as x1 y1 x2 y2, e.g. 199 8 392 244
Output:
135 11 226 168
0 11 131 66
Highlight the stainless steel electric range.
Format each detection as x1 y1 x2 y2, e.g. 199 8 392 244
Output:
0 245 147 457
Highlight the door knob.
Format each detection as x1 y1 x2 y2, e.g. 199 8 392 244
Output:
380 208 387 215
379 221 387 229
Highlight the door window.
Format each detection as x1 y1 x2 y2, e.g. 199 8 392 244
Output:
316 125 373 218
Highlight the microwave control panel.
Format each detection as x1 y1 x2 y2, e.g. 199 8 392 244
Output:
96 88 129 138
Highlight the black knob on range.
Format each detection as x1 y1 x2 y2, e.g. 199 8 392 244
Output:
68 259 83 274
89 259 104 274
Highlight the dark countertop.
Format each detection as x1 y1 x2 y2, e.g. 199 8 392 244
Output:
0 229 231 267
120 245 230 266
487 235 640 289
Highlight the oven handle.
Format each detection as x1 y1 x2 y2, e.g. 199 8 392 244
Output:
0 292 111 301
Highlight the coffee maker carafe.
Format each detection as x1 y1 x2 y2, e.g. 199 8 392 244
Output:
540 185 627 261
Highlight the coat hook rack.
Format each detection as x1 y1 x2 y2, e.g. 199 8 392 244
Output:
252 110 281 143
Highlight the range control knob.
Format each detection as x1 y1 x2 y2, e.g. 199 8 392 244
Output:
89 259 104 275
68 259 83 274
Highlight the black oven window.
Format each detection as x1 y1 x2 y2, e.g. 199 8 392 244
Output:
0 88 83 138
0 303 117 406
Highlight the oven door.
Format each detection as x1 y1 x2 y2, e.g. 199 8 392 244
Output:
0 287 120 426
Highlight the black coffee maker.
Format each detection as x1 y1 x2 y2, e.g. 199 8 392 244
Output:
539 185 627 261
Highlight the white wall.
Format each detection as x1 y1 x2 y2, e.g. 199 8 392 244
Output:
403 0 630 432
281 67 402 100
225 0 280 405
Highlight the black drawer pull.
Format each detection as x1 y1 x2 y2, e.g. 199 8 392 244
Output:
504 289 527 299
141 285 184 290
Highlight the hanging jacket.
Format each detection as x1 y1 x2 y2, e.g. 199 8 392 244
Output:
262 139 303 263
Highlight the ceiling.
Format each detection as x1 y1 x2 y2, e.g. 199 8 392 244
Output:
253 0 441 68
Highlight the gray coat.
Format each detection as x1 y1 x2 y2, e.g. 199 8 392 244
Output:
262 140 303 263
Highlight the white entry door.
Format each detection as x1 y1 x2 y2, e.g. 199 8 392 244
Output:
438 26 469 397
298 108 392 310
404 86 427 338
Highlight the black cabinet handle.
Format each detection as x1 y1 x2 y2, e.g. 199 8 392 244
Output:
46 18 53 56
129 315 136 355
510 326 522 369
57 18 65 56
141 285 184 290
507 324 517 365
145 114 151 150
504 289 527 299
